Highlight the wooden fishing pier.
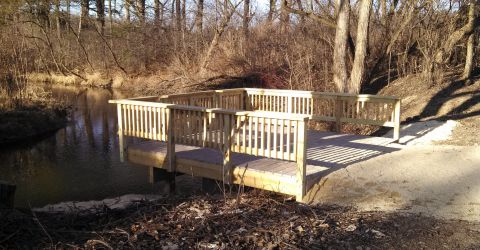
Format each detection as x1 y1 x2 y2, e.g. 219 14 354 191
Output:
109 88 401 201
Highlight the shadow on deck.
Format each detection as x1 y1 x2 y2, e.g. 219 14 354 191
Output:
127 130 401 198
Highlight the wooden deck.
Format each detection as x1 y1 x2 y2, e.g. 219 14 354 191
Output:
110 88 401 201
127 130 398 197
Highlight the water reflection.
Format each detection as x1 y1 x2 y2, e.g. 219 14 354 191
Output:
0 86 155 208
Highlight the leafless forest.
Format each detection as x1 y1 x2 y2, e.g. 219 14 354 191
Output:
0 0 478 96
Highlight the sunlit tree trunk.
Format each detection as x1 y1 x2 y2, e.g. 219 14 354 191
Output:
461 33 476 83
280 0 290 32
349 0 373 94
243 0 250 37
333 0 350 93
195 0 204 31
137 0 146 23
125 0 131 22
54 0 61 40
267 0 275 25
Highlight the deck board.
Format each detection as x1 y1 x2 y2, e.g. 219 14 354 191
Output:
127 130 400 197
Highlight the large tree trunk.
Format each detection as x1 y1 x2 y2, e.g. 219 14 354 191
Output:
243 0 250 37
333 0 350 93
195 0 204 31
349 0 373 94
461 33 476 83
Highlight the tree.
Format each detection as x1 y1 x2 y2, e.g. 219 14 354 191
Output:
349 0 373 93
243 0 250 37
96 0 105 33
332 0 350 93
195 0 204 31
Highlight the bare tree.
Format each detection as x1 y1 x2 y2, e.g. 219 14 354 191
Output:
332 0 350 93
267 0 275 25
96 0 105 33
280 0 290 32
195 0 204 31
349 0 373 93
200 0 242 74
125 0 131 22
434 0 478 65
243 0 250 37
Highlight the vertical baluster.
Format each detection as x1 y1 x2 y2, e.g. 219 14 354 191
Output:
236 116 241 152
267 117 271 158
248 115 253 155
254 116 259 156
242 116 247 153
273 118 278 158
260 117 265 156
280 119 284 160
293 120 298 161
287 119 291 161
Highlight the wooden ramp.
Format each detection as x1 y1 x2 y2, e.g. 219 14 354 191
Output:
127 131 399 197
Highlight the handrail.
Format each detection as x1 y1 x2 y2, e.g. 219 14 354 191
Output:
110 98 309 200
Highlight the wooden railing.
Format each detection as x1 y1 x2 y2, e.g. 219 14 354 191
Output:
158 88 245 110
109 98 309 200
244 88 401 141
154 88 401 141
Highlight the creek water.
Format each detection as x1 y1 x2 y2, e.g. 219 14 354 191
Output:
0 86 166 208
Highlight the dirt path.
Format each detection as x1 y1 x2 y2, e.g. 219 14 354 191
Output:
307 120 480 222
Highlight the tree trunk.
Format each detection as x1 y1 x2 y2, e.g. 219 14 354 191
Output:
195 0 204 31
96 0 105 34
137 0 146 23
280 0 290 32
349 0 373 94
175 0 181 31
243 0 250 37
333 0 350 93
54 0 62 40
182 0 186 31
267 0 275 25
200 0 238 74
125 0 130 22
461 32 476 82
154 0 161 24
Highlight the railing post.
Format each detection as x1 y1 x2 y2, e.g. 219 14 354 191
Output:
335 96 342 132
296 117 308 202
393 99 401 142
222 114 232 184
166 108 176 172
117 104 127 162
287 96 293 113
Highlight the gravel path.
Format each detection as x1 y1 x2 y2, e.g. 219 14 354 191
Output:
307 120 480 222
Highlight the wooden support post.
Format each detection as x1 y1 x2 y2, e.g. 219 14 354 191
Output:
222 114 232 184
149 167 176 194
117 104 127 162
296 118 308 202
0 181 16 209
393 99 401 142
335 96 342 133
166 109 176 172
